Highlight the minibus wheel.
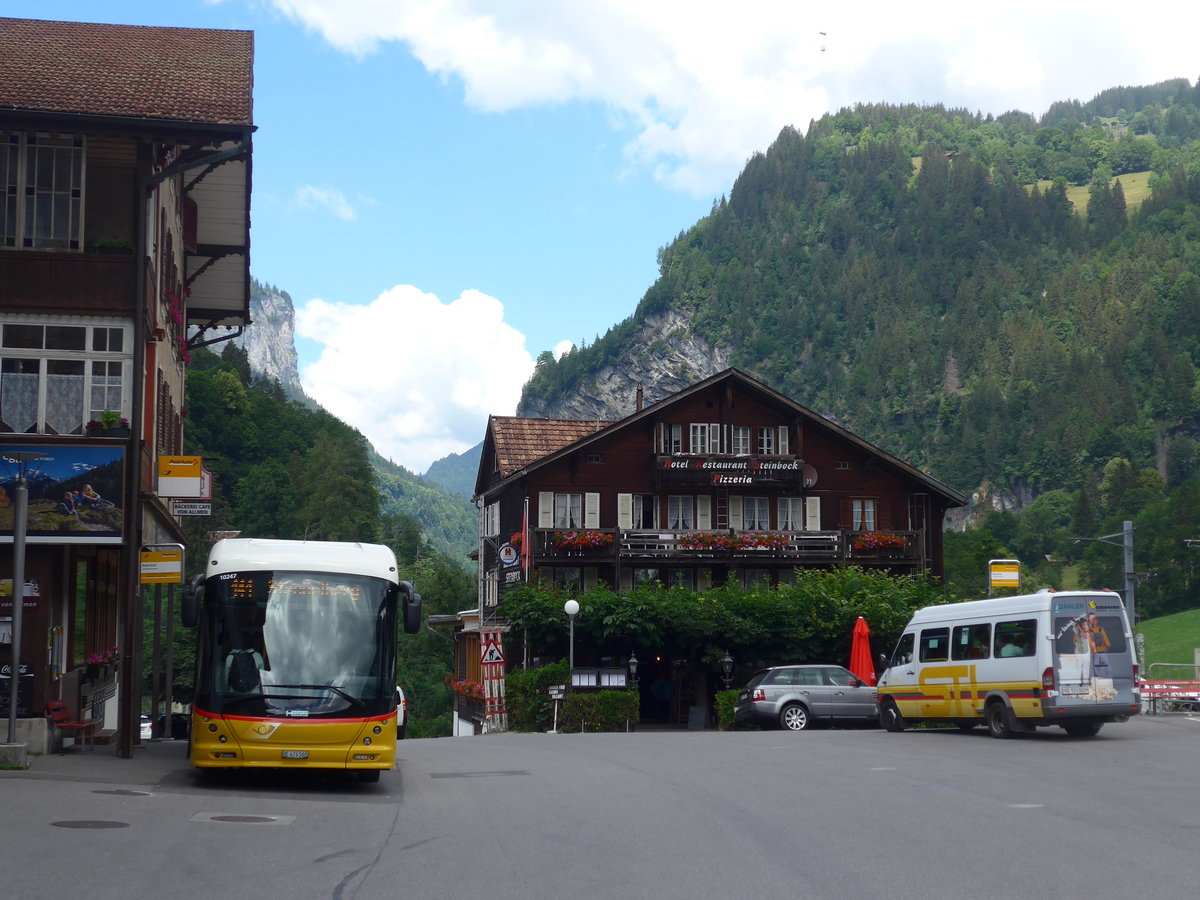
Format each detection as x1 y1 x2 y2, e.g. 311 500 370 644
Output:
986 702 1015 739
881 700 906 732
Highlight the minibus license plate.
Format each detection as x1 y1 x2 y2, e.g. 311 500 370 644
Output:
281 750 309 759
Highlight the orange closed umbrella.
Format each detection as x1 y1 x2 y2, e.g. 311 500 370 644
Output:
849 616 876 686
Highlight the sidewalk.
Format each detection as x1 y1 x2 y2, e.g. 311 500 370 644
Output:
2 738 191 787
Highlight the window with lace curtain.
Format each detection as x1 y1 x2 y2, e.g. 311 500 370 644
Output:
0 317 130 435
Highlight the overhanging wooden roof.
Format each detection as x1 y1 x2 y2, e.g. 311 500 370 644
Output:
487 416 614 480
0 17 253 125
0 17 256 330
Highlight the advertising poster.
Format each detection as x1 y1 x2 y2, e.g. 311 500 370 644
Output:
0 444 125 544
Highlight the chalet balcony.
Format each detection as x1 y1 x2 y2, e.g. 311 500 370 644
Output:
531 528 923 566
0 249 138 314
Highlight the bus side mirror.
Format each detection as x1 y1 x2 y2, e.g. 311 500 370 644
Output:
877 652 888 668
181 573 204 628
400 581 422 635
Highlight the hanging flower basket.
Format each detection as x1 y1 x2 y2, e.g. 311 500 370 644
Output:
551 531 614 551
854 531 906 552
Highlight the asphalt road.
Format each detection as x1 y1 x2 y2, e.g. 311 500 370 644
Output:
4 714 1196 899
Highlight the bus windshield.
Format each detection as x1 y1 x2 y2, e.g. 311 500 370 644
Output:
194 569 398 719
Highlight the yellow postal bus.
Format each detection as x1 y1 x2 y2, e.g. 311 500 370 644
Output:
876 590 1140 738
182 539 421 780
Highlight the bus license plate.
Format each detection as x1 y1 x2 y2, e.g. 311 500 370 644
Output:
281 750 309 759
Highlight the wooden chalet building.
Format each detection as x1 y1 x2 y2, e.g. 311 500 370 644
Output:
476 368 966 601
447 369 964 734
0 17 254 756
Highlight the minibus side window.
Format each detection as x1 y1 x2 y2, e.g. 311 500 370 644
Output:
995 619 1037 658
891 633 914 667
952 623 991 660
919 627 950 662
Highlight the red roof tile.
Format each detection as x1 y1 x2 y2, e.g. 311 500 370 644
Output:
0 17 253 126
490 417 613 478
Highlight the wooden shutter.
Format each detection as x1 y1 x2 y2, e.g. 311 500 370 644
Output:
584 493 600 528
728 495 743 530
539 492 554 528
617 493 633 530
696 495 711 530
778 426 789 455
805 496 822 531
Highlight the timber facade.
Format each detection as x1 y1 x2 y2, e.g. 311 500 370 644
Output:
476 369 966 601
0 17 254 756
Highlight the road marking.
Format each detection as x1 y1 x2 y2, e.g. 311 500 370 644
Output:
191 812 297 825
1007 803 1044 809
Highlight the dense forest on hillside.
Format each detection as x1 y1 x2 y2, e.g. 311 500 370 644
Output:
521 79 1200 616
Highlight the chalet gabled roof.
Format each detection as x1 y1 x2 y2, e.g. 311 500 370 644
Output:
477 368 967 507
0 17 253 127
487 416 614 479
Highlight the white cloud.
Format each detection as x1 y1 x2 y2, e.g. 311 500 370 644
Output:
268 1 1200 196
295 286 535 473
293 184 358 221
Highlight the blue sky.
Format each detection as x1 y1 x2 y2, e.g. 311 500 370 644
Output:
24 1 1200 472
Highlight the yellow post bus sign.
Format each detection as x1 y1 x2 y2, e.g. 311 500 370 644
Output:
988 559 1021 592
140 548 183 584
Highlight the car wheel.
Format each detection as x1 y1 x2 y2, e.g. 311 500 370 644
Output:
986 702 1014 739
397 723 407 740
779 702 811 731
881 700 906 732
1062 720 1103 738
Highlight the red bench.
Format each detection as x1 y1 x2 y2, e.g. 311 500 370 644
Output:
46 699 99 752
1140 681 1200 713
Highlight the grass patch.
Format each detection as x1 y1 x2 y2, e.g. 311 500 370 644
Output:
1030 170 1151 216
1139 608 1200 674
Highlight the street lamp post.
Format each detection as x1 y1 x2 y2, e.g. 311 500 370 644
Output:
564 599 579 672
628 651 639 686
6 452 47 745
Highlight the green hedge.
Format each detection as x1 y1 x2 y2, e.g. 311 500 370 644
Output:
560 689 641 732
505 661 570 732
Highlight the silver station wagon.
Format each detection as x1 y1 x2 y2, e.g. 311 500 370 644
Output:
735 664 878 731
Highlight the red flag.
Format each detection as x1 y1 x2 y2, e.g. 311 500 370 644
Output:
520 500 530 579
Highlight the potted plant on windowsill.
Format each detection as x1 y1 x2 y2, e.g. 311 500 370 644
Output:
86 410 131 438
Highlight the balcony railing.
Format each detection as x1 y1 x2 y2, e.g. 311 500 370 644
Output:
531 528 922 564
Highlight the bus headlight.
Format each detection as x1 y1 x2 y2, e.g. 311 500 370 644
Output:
363 737 372 745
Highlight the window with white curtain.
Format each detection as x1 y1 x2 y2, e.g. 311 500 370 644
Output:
0 318 130 435
743 496 770 530
778 498 805 531
553 493 582 529
852 498 877 531
668 495 694 530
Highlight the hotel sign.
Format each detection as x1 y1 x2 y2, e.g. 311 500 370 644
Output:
656 456 817 488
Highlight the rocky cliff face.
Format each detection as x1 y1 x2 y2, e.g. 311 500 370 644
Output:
231 282 305 400
517 306 730 420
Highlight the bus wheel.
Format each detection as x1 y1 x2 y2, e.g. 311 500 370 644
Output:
357 770 381 783
881 701 906 733
986 703 1015 739
1063 720 1103 738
